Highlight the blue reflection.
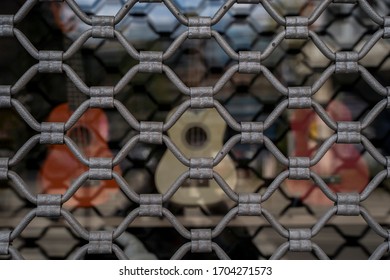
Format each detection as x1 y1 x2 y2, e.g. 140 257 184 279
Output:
199 0 233 33
225 95 263 122
148 4 178 33
95 2 122 16
248 5 277 33
75 0 103 14
226 23 258 51
121 17 159 47
172 0 204 12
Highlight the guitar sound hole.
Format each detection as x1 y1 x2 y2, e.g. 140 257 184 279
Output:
69 126 92 148
185 126 207 148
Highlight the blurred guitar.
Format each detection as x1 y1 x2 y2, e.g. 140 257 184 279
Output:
39 3 120 207
286 100 369 205
155 108 237 206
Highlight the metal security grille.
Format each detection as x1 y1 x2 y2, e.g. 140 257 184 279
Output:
1 0 390 260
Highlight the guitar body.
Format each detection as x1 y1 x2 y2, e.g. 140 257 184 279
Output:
40 103 120 207
286 100 369 205
155 108 237 206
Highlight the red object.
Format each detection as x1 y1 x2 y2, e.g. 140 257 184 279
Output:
286 101 369 205
40 104 120 207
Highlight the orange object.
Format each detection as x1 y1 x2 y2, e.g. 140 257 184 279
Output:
39 104 120 207
40 2 120 207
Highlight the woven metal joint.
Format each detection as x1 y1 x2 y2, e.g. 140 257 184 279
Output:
0 85 11 108
88 231 113 255
188 17 211 39
384 17 390 38
238 193 262 216
289 157 310 180
239 51 261 74
89 158 113 180
241 122 264 144
285 17 309 39
91 16 115 38
89 87 114 108
139 51 163 73
336 121 361 143
40 122 65 144
0 15 14 37
139 121 163 144
335 51 359 74
139 194 163 217
191 229 212 253
36 194 62 217
190 87 214 108
0 231 11 255
288 87 312 109
190 158 213 179
336 193 360 216
0 158 9 180
38 51 63 73
289 229 312 252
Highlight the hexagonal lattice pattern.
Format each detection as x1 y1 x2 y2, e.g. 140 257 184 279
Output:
1 0 390 260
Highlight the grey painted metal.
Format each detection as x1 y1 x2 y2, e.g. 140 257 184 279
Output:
0 0 389 260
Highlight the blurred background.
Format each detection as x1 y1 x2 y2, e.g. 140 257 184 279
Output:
1 0 390 259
